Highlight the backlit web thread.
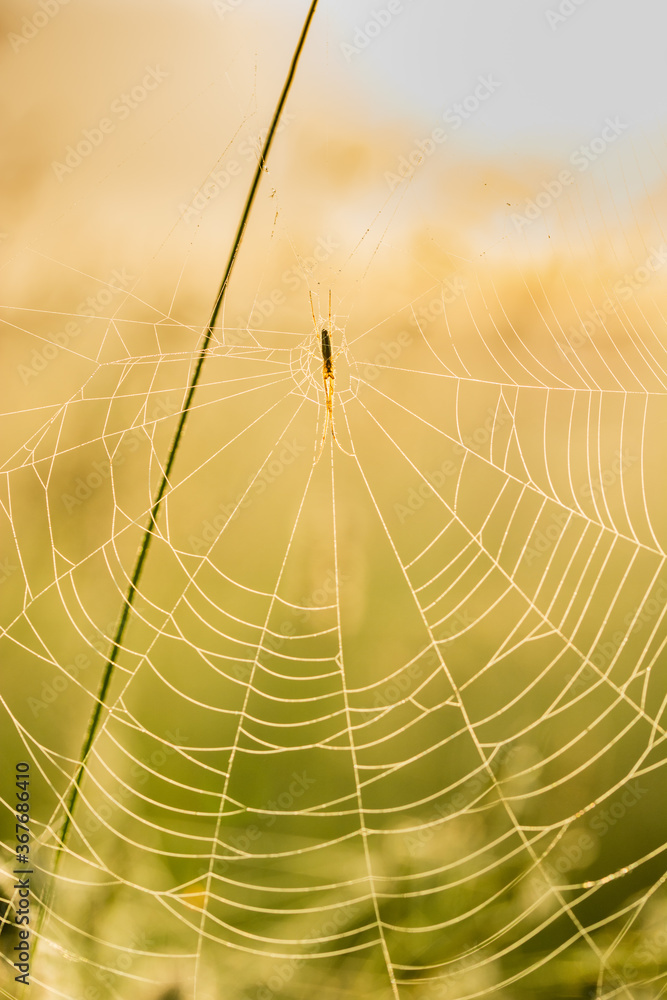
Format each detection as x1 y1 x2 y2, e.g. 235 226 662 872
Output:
1 53 667 995
1 233 666 1000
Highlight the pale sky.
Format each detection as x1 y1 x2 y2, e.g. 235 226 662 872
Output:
288 0 667 153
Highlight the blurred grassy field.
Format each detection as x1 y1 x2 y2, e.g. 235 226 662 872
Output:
2 2 667 998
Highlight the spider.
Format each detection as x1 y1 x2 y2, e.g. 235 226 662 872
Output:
309 289 352 462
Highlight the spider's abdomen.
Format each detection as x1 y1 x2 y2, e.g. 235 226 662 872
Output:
321 327 332 364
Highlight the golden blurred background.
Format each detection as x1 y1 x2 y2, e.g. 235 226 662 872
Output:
1 1 667 998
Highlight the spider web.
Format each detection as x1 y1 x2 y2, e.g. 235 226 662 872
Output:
2 3 667 999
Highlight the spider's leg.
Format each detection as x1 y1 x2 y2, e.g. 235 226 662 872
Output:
314 381 330 463
327 375 339 444
328 375 354 457
309 291 318 333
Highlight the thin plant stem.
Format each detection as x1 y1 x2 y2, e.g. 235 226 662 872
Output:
43 0 320 916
